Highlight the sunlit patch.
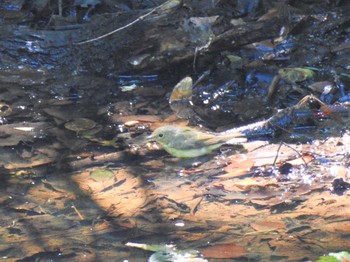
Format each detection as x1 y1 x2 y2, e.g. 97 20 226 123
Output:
174 221 185 227
25 40 43 53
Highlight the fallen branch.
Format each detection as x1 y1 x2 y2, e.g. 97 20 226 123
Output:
75 0 181 45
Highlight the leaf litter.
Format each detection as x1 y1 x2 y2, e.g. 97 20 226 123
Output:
2 74 350 262
2 3 350 261
4 122 350 260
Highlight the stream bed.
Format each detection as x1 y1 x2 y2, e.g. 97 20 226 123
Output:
1 1 350 261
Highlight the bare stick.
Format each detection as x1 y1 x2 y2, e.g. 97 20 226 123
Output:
272 142 283 166
75 0 178 45
192 70 211 88
71 203 85 220
192 37 213 73
58 0 62 16
272 142 308 167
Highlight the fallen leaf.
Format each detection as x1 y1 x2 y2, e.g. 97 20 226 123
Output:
247 143 302 167
125 120 141 126
0 122 50 146
286 154 313 166
90 168 115 181
164 114 182 122
202 243 247 259
251 220 286 231
233 177 278 190
72 168 153 217
218 156 254 179
216 169 248 179
110 114 162 124
149 119 189 131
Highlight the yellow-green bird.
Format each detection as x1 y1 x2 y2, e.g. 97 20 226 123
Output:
149 125 247 158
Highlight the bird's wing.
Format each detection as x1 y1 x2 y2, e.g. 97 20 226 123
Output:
168 128 214 149
216 132 247 144
207 133 247 144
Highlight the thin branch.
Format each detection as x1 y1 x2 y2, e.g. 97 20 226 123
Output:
75 0 178 45
58 0 62 16
71 203 85 220
273 142 308 167
192 37 213 73
272 142 284 166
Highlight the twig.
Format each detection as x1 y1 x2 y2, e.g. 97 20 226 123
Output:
58 0 62 17
191 196 203 215
192 37 213 73
192 47 199 74
272 142 283 166
272 142 308 167
192 70 211 88
72 203 85 220
75 0 178 45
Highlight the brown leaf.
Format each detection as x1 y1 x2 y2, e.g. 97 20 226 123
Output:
251 220 285 231
202 243 247 259
149 118 189 131
247 143 302 167
72 168 153 217
2 145 59 170
110 114 162 125
0 122 50 146
322 221 350 233
163 114 181 122
233 177 278 190
286 154 313 166
219 155 254 178
216 169 248 179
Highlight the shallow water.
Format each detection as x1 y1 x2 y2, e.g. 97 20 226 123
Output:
1 0 350 261
0 67 349 262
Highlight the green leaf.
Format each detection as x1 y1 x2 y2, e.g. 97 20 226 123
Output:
89 168 115 180
317 255 340 262
317 251 350 262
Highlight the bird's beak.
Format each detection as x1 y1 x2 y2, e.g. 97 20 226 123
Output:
146 134 155 141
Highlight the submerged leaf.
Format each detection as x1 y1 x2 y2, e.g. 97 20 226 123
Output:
64 118 96 132
111 115 162 125
219 155 254 178
0 122 49 146
170 77 193 102
126 242 208 262
250 220 285 231
201 243 246 259
89 168 115 181
126 242 175 252
278 67 314 83
0 103 12 117
169 77 195 119
150 250 207 262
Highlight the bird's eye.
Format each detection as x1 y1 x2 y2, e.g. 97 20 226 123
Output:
158 133 164 138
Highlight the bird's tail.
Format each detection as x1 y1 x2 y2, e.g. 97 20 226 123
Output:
219 132 247 145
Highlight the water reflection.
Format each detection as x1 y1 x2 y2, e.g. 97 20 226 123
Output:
0 69 350 261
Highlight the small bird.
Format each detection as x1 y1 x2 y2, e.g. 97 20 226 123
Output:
149 125 246 158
